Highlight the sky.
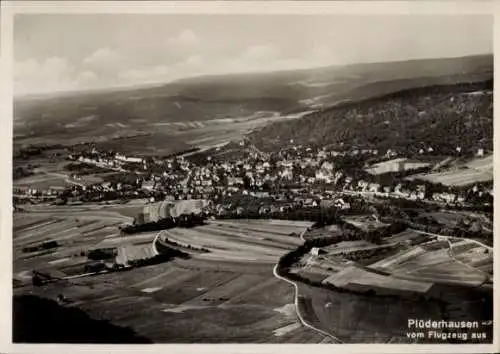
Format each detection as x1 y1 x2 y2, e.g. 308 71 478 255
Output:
14 14 492 96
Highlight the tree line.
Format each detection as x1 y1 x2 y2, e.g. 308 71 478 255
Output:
122 212 206 234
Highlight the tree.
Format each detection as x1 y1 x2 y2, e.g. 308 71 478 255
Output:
242 175 252 190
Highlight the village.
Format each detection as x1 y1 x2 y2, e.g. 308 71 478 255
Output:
13 138 493 217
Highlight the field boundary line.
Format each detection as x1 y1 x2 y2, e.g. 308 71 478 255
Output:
409 229 493 251
272 264 343 343
446 239 490 281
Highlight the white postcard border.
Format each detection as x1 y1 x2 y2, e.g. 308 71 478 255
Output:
0 1 498 353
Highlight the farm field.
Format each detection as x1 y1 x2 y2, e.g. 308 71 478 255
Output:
13 253 327 343
294 269 331 283
12 208 139 283
322 266 433 294
18 202 142 224
422 210 493 230
383 229 429 244
14 173 71 190
13 209 330 343
343 215 389 231
115 244 158 266
368 238 491 287
365 158 430 175
110 204 149 218
465 155 493 170
292 224 492 307
407 154 493 186
296 283 442 343
160 219 308 264
292 278 492 343
290 251 353 280
302 224 343 241
73 174 104 185
207 219 313 236
323 240 389 255
449 239 493 274
14 203 493 343
14 157 112 190
14 111 301 159
13 157 70 179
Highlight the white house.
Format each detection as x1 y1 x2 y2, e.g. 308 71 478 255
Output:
116 154 143 164
310 247 323 256
368 183 381 193
315 170 332 183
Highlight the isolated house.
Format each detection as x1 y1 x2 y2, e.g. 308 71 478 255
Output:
310 247 324 256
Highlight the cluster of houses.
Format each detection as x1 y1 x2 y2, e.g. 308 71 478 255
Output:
69 150 144 171
13 186 65 198
14 143 492 211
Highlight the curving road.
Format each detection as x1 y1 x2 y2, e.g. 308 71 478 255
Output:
272 227 343 343
151 230 163 256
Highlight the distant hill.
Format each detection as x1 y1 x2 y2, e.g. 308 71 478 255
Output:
170 54 492 104
14 54 492 153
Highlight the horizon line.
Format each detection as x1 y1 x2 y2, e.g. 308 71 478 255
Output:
14 52 493 101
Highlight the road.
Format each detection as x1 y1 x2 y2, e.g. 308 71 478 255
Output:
299 227 307 242
272 264 343 343
151 230 163 256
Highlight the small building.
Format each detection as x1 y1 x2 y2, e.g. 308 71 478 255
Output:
334 198 351 210
115 244 157 267
310 247 325 256
116 154 144 164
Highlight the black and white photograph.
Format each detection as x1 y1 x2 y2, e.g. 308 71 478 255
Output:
4 1 496 350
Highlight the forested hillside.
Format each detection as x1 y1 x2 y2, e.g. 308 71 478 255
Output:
248 79 493 155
